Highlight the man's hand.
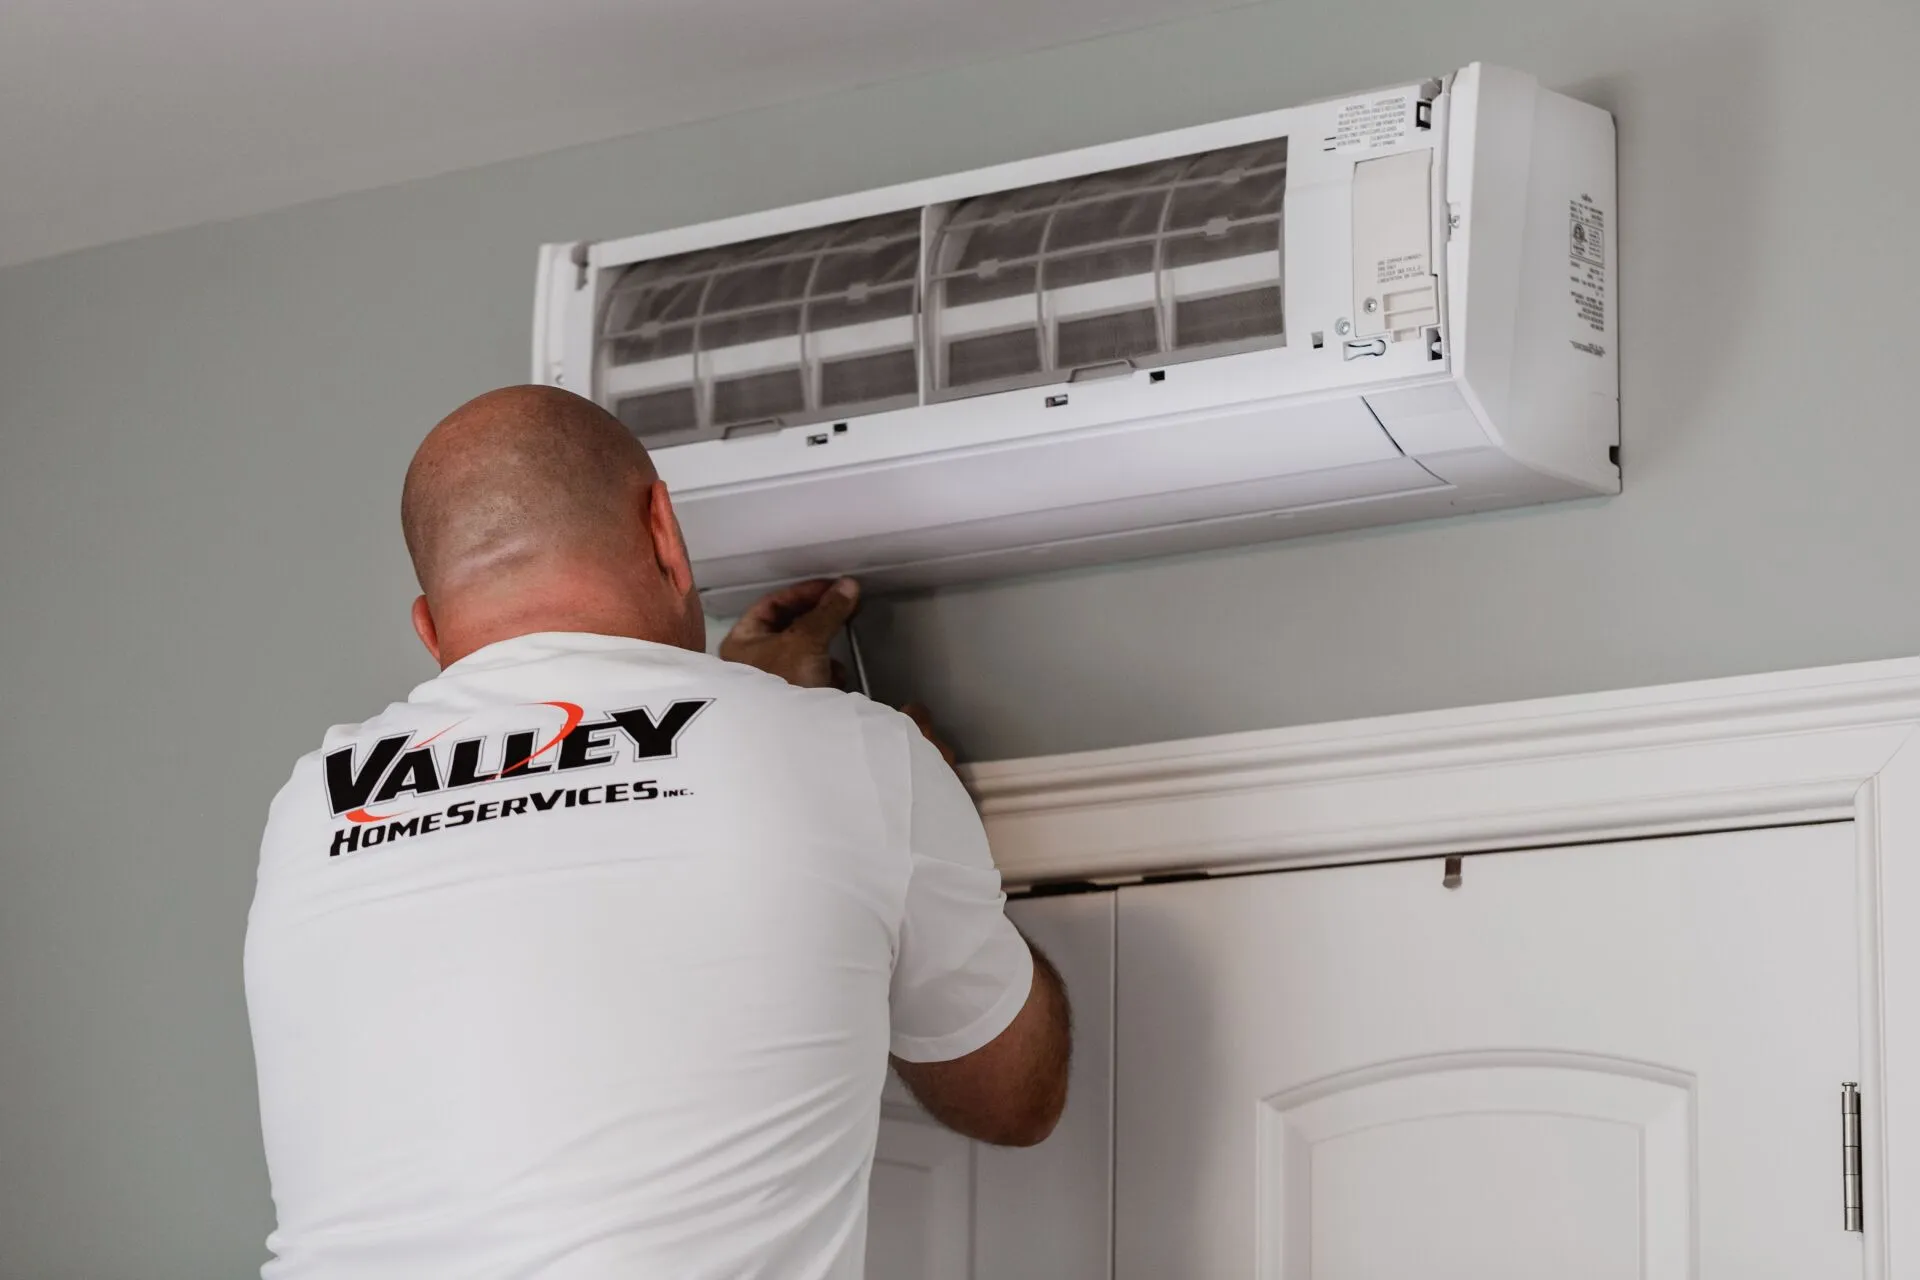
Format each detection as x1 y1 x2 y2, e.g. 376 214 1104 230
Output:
721 582 963 764
719 578 861 690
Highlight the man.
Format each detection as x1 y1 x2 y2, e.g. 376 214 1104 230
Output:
244 386 1070 1278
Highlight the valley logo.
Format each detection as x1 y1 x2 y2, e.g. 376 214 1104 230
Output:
324 699 709 857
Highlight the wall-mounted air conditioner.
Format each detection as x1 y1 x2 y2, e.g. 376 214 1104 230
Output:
534 63 1617 611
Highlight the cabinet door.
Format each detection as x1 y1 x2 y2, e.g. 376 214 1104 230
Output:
1115 824 1863 1278
866 892 1114 1279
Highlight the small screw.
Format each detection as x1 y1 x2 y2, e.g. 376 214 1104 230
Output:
1448 211 1462 231
1363 298 1379 315
1335 318 1353 336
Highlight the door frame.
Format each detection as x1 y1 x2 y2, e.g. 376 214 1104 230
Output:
964 655 1920 1278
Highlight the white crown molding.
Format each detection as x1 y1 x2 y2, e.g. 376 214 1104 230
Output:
967 656 1920 886
967 654 1920 1276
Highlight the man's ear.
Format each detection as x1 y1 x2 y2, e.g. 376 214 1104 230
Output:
410 595 443 665
644 480 697 599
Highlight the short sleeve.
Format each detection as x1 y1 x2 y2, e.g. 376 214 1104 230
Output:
888 730 1034 1063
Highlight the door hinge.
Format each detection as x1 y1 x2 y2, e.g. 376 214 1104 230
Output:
1842 1082 1864 1232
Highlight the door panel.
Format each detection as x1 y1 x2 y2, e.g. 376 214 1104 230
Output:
866 892 1114 1279
867 1118 973 1280
1115 824 1863 1278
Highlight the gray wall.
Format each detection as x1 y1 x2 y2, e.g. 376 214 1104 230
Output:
0 0 1912 1273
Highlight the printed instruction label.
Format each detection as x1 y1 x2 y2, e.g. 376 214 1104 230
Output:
1328 96 1412 152
1376 251 1430 286
1568 195 1608 343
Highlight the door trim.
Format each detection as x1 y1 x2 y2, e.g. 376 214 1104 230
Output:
964 653 1920 1278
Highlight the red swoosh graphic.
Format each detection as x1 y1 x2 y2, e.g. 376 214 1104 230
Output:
344 723 459 822
499 701 584 775
413 719 466 749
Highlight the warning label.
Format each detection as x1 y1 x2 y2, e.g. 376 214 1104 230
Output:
1327 96 1412 153
1568 196 1607 339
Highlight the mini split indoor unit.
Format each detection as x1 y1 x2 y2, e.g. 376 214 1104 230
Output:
534 63 1618 610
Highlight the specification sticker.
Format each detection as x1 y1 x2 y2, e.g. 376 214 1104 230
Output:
1570 200 1605 268
1326 96 1412 153
1568 196 1608 343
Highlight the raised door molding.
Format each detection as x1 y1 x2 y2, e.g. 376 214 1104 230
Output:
1258 1052 1694 1279
965 654 1920 1279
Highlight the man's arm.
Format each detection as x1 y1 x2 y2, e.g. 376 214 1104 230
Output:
890 941 1070 1147
720 578 1072 1147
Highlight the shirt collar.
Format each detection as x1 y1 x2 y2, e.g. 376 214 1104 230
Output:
422 631 709 686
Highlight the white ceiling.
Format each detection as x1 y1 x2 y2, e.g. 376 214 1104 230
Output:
0 0 1253 268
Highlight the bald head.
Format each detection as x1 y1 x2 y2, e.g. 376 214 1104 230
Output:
401 385 702 665
403 385 655 594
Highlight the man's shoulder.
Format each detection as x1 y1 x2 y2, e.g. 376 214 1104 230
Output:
262 702 417 819
663 654 915 730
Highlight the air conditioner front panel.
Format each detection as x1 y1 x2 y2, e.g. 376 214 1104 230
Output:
650 340 1446 498
693 450 1593 612
675 391 1414 563
689 453 1443 597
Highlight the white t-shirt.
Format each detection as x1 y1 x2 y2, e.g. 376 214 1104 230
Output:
245 632 1032 1279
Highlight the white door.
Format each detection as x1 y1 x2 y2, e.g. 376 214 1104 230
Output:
1115 824 1864 1278
866 891 1114 1279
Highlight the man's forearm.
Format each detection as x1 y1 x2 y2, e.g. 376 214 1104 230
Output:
891 937 1072 1148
